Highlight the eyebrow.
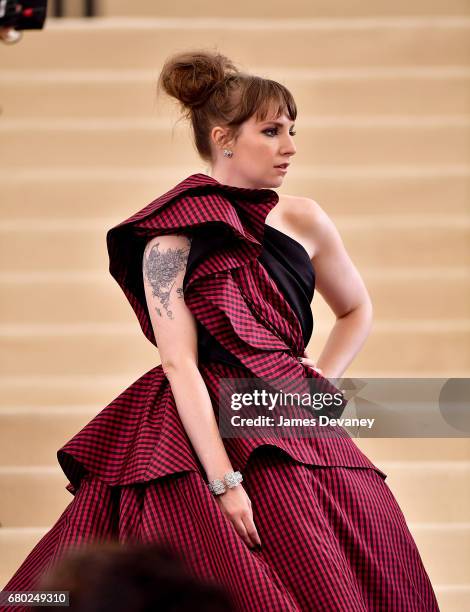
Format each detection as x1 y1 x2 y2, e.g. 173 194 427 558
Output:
260 121 295 127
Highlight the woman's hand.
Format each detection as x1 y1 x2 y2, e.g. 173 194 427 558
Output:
299 349 323 375
215 485 262 550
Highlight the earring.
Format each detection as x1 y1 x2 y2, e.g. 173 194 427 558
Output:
223 148 233 158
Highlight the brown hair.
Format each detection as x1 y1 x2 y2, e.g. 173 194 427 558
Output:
157 48 297 163
37 541 236 611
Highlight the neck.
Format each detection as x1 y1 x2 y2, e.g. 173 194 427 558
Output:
206 167 269 191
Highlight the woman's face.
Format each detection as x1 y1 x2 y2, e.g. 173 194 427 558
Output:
211 110 297 189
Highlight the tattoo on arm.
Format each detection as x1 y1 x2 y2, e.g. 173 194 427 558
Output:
143 236 191 319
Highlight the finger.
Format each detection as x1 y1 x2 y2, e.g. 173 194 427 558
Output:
244 523 262 547
241 513 262 548
233 517 254 549
236 513 257 549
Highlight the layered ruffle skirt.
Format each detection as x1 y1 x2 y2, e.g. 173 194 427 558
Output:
1 360 440 612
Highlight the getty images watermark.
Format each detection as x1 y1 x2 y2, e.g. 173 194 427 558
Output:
217 377 470 439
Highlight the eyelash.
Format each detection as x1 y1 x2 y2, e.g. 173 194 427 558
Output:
263 128 297 137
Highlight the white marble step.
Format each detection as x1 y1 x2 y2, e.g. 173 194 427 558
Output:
0 324 469 376
1 117 470 167
1 219 468 272
1 68 469 118
1 270 468 323
98 0 470 18
1 166 469 218
3 17 470 70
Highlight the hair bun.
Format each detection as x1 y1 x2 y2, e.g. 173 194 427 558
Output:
158 50 239 110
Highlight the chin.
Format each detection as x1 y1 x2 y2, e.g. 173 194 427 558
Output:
272 175 285 188
252 171 284 189
261 180 282 190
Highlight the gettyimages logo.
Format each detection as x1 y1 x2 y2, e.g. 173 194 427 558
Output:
218 377 470 439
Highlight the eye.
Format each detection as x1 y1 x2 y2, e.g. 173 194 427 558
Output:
263 128 297 137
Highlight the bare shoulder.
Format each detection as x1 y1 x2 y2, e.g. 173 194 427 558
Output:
277 194 336 258
279 194 326 222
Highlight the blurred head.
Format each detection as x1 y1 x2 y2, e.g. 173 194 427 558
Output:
36 541 236 612
157 49 297 189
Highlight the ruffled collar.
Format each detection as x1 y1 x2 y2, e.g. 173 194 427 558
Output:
185 172 280 203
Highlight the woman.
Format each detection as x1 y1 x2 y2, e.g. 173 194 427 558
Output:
2 50 440 611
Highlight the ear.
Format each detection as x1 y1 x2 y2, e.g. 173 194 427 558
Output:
211 125 236 150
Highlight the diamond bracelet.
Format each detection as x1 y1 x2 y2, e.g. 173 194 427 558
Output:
208 470 243 496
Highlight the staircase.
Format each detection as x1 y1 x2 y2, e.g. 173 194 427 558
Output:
1 2 469 608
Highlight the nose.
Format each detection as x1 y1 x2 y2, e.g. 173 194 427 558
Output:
282 134 296 156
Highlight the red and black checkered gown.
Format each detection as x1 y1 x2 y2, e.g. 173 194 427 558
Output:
1 174 439 611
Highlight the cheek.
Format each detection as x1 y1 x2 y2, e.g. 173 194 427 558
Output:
237 136 275 166
251 139 276 159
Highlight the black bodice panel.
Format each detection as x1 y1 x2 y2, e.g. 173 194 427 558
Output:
185 223 315 368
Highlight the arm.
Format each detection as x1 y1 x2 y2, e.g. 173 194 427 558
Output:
143 233 262 550
142 233 233 482
302 199 373 379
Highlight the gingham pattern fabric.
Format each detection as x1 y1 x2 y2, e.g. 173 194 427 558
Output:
1 454 439 611
1 173 440 611
54 173 387 494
